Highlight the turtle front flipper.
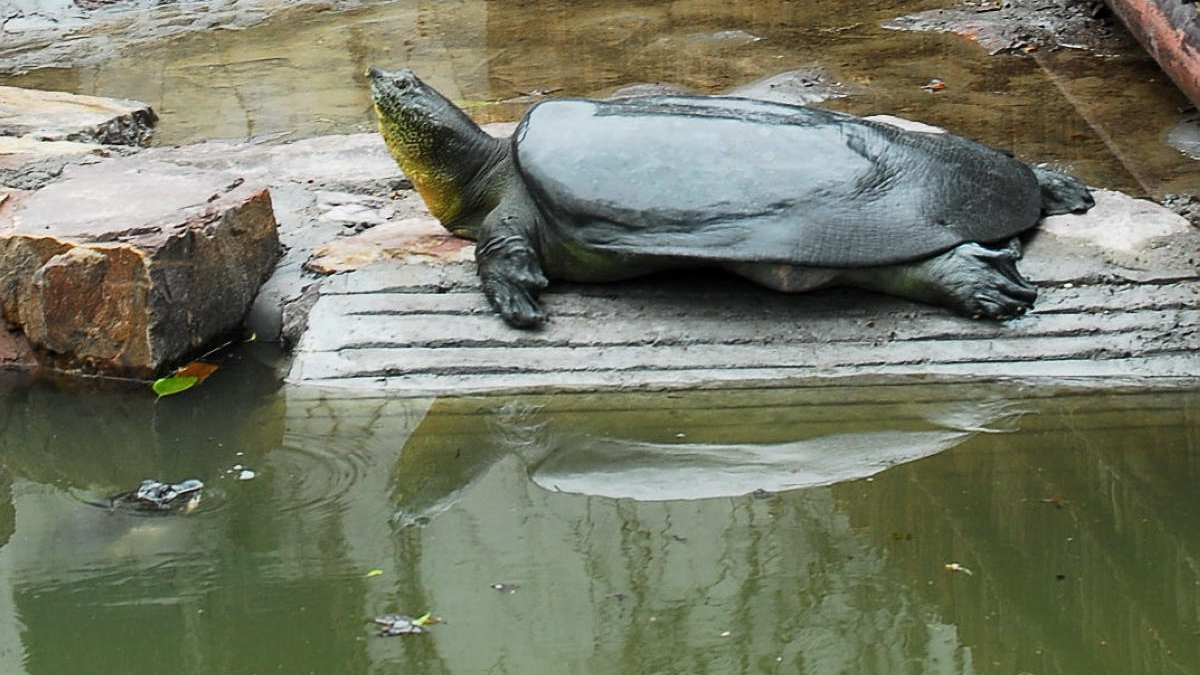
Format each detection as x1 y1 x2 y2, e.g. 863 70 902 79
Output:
476 214 549 328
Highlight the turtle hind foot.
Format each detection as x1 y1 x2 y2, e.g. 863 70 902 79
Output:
846 239 1037 320
1032 165 1094 216
929 240 1038 320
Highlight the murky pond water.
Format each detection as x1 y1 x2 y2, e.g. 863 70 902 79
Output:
2 0 1198 672
0 349 1196 675
4 0 1199 194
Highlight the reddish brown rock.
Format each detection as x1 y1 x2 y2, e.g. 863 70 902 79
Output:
0 155 279 377
305 216 474 275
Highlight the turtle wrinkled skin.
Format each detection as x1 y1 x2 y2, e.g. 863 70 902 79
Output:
368 67 1095 326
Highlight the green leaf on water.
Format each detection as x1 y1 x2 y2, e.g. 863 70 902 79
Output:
152 361 219 398
365 569 384 578
152 375 200 398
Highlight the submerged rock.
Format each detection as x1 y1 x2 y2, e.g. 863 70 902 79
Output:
883 0 1117 55
726 67 857 105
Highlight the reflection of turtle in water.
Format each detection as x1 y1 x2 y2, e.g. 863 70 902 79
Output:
108 479 203 513
368 67 1095 326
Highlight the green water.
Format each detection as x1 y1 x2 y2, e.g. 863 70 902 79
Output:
0 353 1196 675
1 0 1198 671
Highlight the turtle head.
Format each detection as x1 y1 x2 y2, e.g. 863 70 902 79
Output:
368 67 502 235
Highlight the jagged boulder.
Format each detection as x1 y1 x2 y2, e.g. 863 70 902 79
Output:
0 155 279 376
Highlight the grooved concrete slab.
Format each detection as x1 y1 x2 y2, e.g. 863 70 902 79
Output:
287 190 1200 394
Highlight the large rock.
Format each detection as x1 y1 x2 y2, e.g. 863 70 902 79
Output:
0 85 157 145
1 86 154 191
0 155 279 377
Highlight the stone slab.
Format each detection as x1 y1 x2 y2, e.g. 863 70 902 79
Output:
287 186 1200 393
0 153 280 376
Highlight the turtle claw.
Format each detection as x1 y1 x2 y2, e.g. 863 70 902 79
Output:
851 239 1039 320
482 275 548 328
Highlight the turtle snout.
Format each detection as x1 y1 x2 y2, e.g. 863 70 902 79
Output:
367 66 421 94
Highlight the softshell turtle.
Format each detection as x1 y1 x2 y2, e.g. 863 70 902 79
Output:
368 67 1094 326
108 478 204 512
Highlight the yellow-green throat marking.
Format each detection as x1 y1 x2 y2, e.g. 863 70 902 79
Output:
374 102 464 228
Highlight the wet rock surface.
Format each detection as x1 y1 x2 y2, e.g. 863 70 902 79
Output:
0 0 354 75
1 28 1198 388
1160 192 1200 225
2 79 1196 389
288 191 1200 393
1 85 156 190
884 0 1118 54
0 136 136 190
726 67 859 105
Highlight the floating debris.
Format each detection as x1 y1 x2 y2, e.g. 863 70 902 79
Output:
152 361 219 398
491 582 519 594
922 78 947 92
945 562 974 576
225 464 257 480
